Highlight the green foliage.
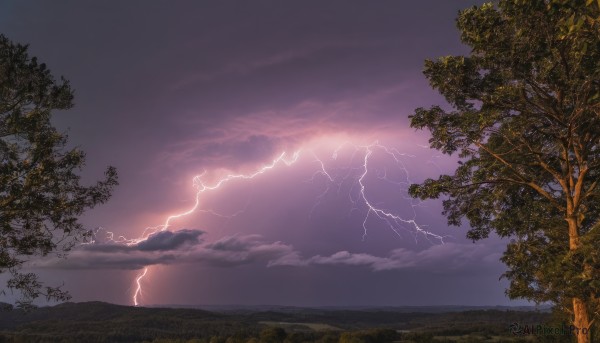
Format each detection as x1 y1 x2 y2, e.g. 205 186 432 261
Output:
408 0 600 319
0 34 118 307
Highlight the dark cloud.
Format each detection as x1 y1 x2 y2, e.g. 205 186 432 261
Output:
82 229 204 253
137 229 203 251
31 233 299 271
33 231 500 277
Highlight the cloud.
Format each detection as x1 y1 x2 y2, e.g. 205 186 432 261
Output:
31 232 300 271
155 84 420 172
136 229 203 251
270 242 502 274
30 230 501 276
168 39 374 89
311 251 414 271
80 229 204 254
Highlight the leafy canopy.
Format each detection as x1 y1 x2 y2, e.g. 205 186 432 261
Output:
408 0 600 308
0 34 118 307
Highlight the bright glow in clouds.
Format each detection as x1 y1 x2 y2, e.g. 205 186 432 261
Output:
132 150 300 305
56 136 450 306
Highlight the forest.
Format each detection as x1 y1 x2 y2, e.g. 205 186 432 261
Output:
0 301 561 343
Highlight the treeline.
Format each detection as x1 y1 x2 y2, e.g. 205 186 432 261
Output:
0 302 565 343
0 328 401 343
0 328 573 343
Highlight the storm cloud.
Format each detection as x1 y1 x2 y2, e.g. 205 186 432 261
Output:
34 230 501 276
137 229 203 251
32 232 300 271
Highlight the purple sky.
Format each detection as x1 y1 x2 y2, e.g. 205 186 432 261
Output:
0 1 528 307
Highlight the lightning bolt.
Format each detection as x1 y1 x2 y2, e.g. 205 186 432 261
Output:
131 151 301 306
88 141 445 306
311 142 445 244
133 267 148 306
356 143 443 243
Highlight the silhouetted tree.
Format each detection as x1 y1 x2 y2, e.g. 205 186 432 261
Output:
0 34 118 307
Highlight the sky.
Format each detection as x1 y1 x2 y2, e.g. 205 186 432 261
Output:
0 1 528 307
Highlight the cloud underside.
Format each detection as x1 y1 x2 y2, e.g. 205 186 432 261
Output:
157 85 418 171
30 229 500 273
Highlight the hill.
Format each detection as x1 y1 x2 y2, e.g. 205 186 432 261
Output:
0 301 554 342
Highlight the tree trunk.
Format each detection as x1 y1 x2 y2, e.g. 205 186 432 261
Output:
567 216 592 343
573 298 591 343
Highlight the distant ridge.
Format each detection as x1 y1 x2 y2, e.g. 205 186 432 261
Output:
0 301 553 342
0 301 223 330
151 303 552 313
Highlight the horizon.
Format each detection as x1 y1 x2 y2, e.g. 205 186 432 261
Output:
7 299 551 311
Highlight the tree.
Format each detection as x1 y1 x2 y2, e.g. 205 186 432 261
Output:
259 327 286 343
408 1 600 343
0 34 118 308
